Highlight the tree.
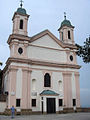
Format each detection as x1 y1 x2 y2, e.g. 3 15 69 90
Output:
76 36 90 63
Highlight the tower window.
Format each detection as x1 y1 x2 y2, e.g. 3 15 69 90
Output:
70 55 73 61
16 99 20 107
73 99 76 106
61 32 63 41
19 19 23 29
68 30 71 39
44 73 51 87
18 47 23 54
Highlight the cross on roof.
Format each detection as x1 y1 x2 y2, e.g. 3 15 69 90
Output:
20 0 24 8
64 12 66 20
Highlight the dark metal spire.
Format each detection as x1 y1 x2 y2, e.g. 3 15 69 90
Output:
20 0 24 8
64 12 66 20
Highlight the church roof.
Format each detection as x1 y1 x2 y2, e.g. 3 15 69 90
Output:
16 0 27 15
61 19 72 27
40 90 59 96
17 7 27 15
58 13 74 31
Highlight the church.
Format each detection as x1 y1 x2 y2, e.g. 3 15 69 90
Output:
3 3 81 114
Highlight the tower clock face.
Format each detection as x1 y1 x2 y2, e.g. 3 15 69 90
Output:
18 47 23 54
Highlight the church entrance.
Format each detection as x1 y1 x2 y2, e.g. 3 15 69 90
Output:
47 98 56 113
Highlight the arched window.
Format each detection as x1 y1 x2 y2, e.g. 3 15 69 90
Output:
68 30 71 39
44 73 51 87
19 19 23 29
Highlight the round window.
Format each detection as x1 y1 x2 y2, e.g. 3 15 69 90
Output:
18 47 23 54
70 55 73 61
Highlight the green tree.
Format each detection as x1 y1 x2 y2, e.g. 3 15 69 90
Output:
76 36 90 63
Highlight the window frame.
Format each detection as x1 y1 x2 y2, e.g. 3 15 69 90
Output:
73 99 76 106
44 73 51 87
68 30 71 39
59 99 63 106
61 32 63 41
16 99 21 107
19 19 23 29
32 99 36 107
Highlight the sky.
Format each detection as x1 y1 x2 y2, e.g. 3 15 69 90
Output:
0 0 90 107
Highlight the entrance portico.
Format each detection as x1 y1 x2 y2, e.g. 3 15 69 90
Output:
40 90 59 114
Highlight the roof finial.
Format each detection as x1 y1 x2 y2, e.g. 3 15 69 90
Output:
64 12 66 20
20 0 24 8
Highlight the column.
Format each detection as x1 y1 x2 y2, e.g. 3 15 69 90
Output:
21 68 32 109
75 72 80 107
63 72 72 108
8 67 17 108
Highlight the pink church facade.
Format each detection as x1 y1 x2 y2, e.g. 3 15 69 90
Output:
3 5 81 114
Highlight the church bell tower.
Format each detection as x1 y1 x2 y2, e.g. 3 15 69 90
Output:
7 2 30 59
12 1 29 36
58 13 75 45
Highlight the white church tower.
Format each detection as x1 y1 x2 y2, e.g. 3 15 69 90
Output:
12 1 29 36
58 12 75 45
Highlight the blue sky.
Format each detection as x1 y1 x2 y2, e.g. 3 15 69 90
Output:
0 0 90 107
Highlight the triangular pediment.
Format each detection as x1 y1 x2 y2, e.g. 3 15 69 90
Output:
30 30 64 49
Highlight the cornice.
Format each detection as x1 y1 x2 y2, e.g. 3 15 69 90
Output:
7 34 31 45
12 12 29 21
7 30 77 50
5 57 81 70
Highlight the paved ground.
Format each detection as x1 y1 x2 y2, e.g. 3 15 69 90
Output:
0 113 90 120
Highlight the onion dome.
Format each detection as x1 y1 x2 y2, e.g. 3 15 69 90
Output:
16 0 27 15
17 7 26 15
58 12 74 31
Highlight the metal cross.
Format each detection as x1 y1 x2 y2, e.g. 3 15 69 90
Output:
64 12 66 20
20 0 24 8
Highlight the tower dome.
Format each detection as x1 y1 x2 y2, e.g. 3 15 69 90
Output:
61 19 72 27
12 1 29 36
58 13 74 31
17 7 26 15
16 0 27 15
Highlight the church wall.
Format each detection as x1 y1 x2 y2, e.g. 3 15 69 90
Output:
30 69 64 112
52 72 63 94
27 45 67 63
3 61 80 110
31 70 43 111
31 35 63 50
